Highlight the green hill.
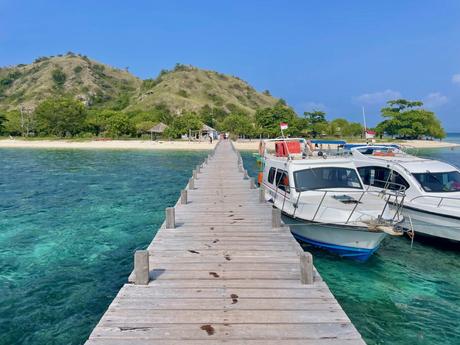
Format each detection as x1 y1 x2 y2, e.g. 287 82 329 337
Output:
132 64 277 114
0 55 278 114
0 53 141 112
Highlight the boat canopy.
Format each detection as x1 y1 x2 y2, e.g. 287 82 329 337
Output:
311 139 347 145
344 143 400 150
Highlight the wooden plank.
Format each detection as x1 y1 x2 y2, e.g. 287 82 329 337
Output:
87 340 365 345
109 298 341 310
90 323 361 340
98 309 350 323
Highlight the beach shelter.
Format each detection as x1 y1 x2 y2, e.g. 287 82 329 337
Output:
148 122 169 140
201 124 219 139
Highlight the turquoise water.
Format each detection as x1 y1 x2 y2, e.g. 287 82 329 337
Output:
242 136 460 345
1 143 459 345
0 149 207 345
310 142 460 345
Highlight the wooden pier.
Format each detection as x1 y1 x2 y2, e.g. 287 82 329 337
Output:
85 140 365 345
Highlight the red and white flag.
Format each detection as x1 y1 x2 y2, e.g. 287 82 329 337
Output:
280 122 288 130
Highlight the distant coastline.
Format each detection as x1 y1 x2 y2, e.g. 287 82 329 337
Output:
0 139 217 150
0 138 458 150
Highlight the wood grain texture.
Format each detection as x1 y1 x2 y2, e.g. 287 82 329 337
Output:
85 140 365 344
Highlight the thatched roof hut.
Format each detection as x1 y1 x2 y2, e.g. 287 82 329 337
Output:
148 122 169 134
148 122 169 140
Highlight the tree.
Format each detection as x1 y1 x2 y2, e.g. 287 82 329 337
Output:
0 112 7 134
135 121 156 136
328 118 363 137
220 114 253 137
51 68 67 87
377 99 445 139
3 110 21 136
165 113 203 138
35 97 87 136
303 110 327 137
344 122 363 137
112 92 130 110
254 101 302 137
199 105 228 127
105 112 134 137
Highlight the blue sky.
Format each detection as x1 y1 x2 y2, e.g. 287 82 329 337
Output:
1 0 460 130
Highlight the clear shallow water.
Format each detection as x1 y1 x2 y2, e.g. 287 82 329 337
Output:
242 137 460 345
0 149 207 345
1 144 459 345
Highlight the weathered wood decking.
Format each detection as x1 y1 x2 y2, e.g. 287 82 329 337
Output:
85 140 365 345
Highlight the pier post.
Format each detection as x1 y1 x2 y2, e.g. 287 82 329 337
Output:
272 208 281 228
166 207 175 229
249 177 255 189
196 165 201 173
259 186 265 203
134 250 149 285
189 178 195 189
300 252 314 284
180 190 187 204
238 165 243 173
243 169 249 180
193 169 197 179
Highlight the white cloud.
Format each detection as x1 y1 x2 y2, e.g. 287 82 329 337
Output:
452 74 460 84
353 89 401 105
423 92 448 108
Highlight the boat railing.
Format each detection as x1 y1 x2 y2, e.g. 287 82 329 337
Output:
367 179 407 193
276 184 405 225
409 195 460 208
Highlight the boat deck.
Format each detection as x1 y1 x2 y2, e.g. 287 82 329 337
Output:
85 140 365 345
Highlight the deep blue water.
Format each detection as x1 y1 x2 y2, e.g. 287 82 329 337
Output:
1 140 459 345
0 149 207 345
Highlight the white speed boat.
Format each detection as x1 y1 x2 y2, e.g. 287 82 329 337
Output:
260 139 405 260
349 145 460 243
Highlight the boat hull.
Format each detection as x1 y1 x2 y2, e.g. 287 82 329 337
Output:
282 214 387 261
401 206 460 242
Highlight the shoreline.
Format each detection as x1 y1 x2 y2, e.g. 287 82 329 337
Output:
0 139 217 151
0 138 458 151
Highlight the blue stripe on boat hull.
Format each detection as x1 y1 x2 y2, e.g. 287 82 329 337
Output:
292 232 379 261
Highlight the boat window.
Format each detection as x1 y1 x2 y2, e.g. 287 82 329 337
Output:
268 167 276 184
276 170 290 193
293 167 362 191
412 171 460 192
357 166 409 191
356 147 395 155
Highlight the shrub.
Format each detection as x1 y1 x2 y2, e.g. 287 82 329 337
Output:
178 89 189 98
51 68 66 86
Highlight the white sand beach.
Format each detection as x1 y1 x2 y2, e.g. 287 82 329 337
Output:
0 139 217 150
0 138 458 151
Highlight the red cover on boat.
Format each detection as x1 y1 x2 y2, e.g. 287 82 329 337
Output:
275 141 301 157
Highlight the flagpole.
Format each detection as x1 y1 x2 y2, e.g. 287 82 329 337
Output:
280 123 291 159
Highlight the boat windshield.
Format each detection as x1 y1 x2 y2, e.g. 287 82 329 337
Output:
412 171 460 193
294 167 363 191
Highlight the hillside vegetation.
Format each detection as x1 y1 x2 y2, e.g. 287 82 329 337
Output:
0 53 140 111
133 64 277 115
0 54 277 114
0 54 445 140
